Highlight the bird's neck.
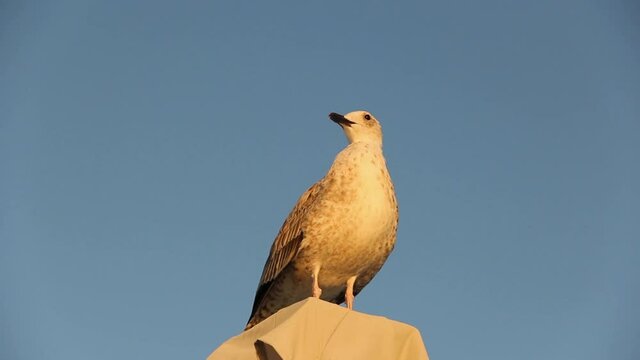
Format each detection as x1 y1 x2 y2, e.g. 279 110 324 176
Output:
330 142 388 178
327 141 394 211
346 141 383 153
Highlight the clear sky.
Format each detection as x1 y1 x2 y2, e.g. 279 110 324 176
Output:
1 1 639 359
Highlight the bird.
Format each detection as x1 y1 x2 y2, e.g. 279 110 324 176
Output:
245 110 398 330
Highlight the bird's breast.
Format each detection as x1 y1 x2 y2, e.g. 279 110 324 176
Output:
294 145 398 286
316 148 398 254
346 168 397 245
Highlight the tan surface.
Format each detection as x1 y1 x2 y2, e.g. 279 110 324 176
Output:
208 298 429 360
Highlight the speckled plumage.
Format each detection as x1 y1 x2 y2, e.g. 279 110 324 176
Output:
246 110 398 330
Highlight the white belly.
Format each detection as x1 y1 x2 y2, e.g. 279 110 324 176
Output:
296 142 398 291
314 177 396 284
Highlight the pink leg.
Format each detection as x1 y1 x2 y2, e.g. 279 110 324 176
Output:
312 266 322 298
345 276 357 310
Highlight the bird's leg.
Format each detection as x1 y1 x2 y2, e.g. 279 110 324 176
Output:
345 276 357 310
312 265 322 298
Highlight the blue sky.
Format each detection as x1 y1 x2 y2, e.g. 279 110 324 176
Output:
1 1 639 359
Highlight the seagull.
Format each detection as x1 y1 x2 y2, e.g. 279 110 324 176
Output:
245 110 398 330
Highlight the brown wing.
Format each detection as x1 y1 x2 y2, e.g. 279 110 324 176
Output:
247 181 324 323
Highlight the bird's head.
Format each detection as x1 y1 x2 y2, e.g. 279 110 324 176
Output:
328 110 383 145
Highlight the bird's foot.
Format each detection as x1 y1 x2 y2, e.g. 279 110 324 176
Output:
312 266 322 298
312 283 322 298
345 293 354 310
345 276 357 310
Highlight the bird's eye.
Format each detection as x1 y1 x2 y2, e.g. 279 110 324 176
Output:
364 114 371 120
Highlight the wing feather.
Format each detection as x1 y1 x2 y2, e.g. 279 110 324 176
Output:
248 181 324 321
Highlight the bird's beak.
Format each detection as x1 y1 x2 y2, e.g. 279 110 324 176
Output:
329 112 356 127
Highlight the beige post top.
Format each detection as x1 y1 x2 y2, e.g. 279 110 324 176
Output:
208 298 429 360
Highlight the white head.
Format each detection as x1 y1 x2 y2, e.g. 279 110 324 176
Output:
328 110 383 145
